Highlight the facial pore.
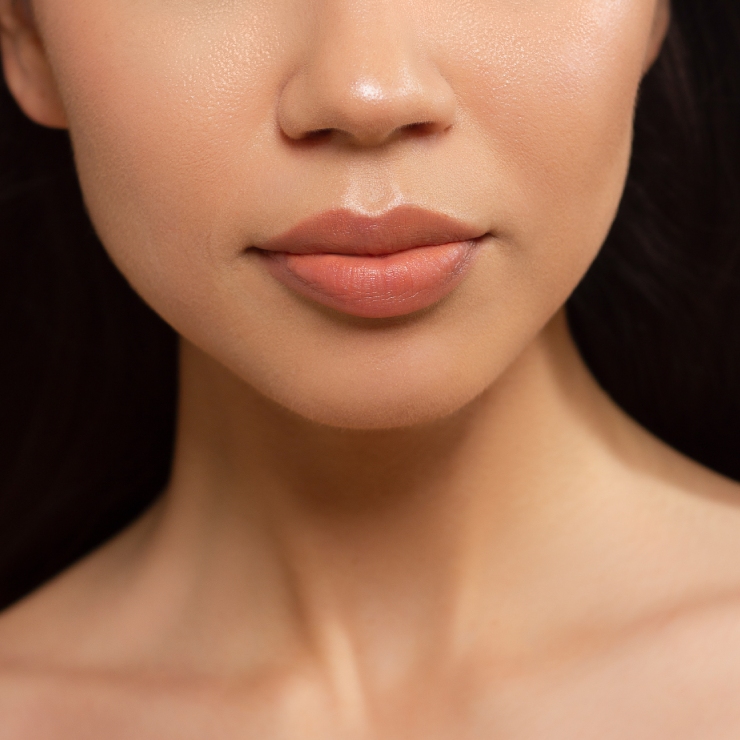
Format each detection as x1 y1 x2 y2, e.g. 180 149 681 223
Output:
7 0 669 428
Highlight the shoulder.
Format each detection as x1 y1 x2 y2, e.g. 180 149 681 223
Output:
572 596 740 737
471 596 740 739
0 667 105 740
0 665 240 740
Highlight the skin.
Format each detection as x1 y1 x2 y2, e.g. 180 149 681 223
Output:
4 0 740 737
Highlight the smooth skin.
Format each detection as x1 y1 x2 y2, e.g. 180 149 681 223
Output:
3 0 740 737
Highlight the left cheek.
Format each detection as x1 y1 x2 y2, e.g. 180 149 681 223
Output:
445 3 647 206
508 47 641 276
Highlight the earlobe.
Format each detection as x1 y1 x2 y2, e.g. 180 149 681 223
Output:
0 0 67 129
643 0 671 73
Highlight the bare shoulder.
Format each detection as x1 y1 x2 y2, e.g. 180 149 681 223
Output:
0 668 140 740
0 665 263 740
607 409 740 584
566 595 740 737
471 596 740 740
0 504 161 671
0 667 124 740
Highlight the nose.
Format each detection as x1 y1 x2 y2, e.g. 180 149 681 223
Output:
277 2 456 147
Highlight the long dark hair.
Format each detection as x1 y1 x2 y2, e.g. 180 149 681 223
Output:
1 0 739 609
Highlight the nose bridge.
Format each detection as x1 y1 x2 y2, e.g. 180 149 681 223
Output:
277 0 456 146
325 0 414 85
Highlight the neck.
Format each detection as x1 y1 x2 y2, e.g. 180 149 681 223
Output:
137 311 644 695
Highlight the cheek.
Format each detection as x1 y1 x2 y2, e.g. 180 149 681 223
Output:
443 0 650 267
38 0 289 305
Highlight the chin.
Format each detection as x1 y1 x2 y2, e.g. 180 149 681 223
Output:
276 391 478 431
256 364 491 431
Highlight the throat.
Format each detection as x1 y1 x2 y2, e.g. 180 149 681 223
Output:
132 315 626 680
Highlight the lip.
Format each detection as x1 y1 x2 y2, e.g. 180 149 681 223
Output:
253 206 487 319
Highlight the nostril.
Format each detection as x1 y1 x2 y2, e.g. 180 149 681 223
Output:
290 120 450 148
406 121 430 131
296 122 447 147
305 128 333 140
400 121 447 137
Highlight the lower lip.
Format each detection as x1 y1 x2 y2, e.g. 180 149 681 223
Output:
259 240 481 319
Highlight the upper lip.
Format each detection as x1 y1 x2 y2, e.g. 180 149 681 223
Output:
254 205 486 256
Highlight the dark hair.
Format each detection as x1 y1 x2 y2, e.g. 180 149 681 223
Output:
1 0 739 609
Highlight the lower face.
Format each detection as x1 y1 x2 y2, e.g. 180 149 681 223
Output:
34 0 663 428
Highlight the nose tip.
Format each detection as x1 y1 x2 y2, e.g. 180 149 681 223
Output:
277 14 456 147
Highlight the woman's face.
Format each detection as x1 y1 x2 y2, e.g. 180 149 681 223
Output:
7 0 668 428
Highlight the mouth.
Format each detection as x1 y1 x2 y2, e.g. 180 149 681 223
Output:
252 206 488 319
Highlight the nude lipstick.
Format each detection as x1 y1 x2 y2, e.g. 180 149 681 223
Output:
254 206 485 319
